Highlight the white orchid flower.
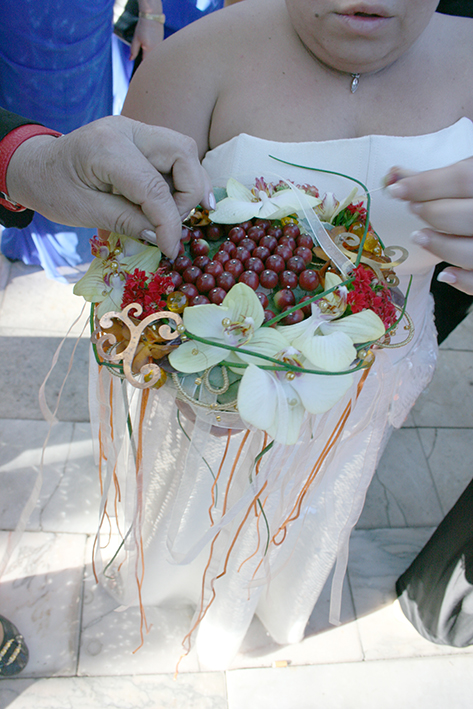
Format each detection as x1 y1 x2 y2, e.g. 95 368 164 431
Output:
316 186 359 223
209 178 320 224
73 233 162 318
237 330 356 445
169 283 266 374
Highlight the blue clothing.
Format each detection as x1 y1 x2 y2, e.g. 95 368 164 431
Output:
0 0 115 282
163 0 224 36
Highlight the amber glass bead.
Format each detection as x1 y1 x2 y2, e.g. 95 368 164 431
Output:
166 291 188 313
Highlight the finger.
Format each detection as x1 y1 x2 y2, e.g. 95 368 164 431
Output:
437 268 473 296
76 189 181 258
386 158 473 203
130 35 140 62
410 228 473 269
409 198 473 236
172 161 214 216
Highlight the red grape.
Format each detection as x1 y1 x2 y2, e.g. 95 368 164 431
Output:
280 306 304 326
283 224 300 239
179 283 198 299
234 246 251 262
182 266 202 283
279 270 298 289
244 257 264 275
275 244 293 261
255 219 271 231
240 221 253 232
217 271 236 291
256 291 269 309
181 226 192 243
193 254 210 270
190 294 210 306
294 246 313 264
196 273 216 293
228 226 246 244
286 255 306 275
253 245 271 261
299 269 320 291
219 241 236 256
190 239 210 258
299 295 315 317
265 254 285 273
174 255 192 273
247 226 265 242
296 234 313 249
214 251 231 266
280 235 296 251
263 309 276 324
239 238 257 253
226 259 244 279
209 287 227 305
206 224 223 242
259 269 279 289
259 235 278 252
239 270 259 290
168 271 183 288
205 260 224 277
274 289 296 310
266 226 282 239
190 227 205 240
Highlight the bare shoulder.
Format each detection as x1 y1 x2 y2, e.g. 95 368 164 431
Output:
122 0 287 157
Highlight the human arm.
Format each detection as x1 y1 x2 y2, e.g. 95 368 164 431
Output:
3 114 214 259
386 158 473 295
130 0 165 61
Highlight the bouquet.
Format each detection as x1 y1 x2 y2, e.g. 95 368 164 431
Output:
74 174 412 445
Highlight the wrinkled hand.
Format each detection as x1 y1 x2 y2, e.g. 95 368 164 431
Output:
130 17 164 61
386 158 473 295
6 115 214 259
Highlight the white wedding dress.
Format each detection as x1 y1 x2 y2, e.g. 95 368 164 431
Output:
90 118 473 669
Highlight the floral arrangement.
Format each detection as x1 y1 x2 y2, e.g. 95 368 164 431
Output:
74 175 411 445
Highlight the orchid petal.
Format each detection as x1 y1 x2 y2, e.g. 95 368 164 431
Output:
330 186 359 221
301 331 357 371
265 394 305 445
223 283 265 329
237 364 278 431
235 328 289 366
73 258 108 302
320 310 385 343
225 178 254 202
120 243 162 274
168 339 225 373
277 309 325 346
209 197 260 224
290 370 353 415
183 303 231 339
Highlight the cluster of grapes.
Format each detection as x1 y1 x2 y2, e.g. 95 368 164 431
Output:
164 218 325 325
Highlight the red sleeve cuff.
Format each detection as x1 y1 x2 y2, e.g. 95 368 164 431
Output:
0 123 62 213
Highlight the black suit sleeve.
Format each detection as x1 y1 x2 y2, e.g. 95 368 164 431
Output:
0 107 42 228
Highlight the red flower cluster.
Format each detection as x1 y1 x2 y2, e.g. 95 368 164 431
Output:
121 268 174 320
347 265 397 329
345 201 368 222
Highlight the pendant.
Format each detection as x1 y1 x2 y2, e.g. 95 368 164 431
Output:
350 73 360 93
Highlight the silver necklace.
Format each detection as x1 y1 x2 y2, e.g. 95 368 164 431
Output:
350 73 361 93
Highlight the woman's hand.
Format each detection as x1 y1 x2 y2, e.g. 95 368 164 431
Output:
386 157 473 295
131 1 165 61
6 115 214 259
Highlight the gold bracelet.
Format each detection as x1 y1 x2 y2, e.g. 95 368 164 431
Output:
139 12 166 23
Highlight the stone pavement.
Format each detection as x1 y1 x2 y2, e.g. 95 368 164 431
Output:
1 253 473 708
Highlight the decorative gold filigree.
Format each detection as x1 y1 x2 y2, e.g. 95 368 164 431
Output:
331 232 408 288
92 303 184 389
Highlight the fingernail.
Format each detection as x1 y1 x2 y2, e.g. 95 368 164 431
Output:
385 182 407 199
410 230 430 247
140 229 157 243
383 167 401 187
437 270 457 284
208 192 217 211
